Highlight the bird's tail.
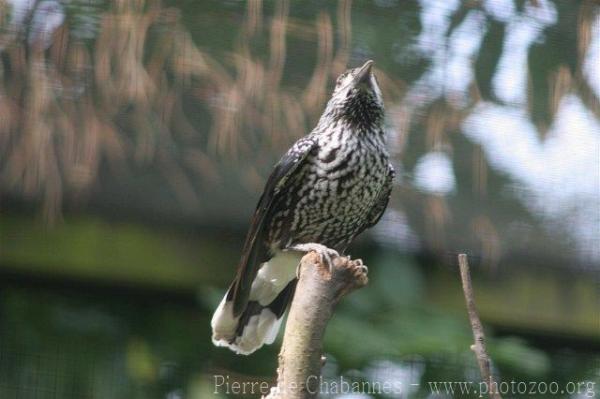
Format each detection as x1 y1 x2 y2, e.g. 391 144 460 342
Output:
211 278 297 355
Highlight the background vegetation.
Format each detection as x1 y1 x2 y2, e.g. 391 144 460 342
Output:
0 0 598 397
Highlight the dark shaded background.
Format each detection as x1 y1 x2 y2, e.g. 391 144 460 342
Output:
0 0 598 398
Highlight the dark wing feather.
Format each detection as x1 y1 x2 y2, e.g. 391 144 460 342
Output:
361 162 395 231
229 136 317 316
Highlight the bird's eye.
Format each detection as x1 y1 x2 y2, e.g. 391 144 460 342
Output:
335 72 349 87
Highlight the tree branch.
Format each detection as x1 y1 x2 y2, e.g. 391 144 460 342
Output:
458 253 502 399
264 251 368 399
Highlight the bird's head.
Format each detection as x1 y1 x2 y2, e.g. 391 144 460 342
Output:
321 60 384 129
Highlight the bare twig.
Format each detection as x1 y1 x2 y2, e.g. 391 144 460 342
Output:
458 253 502 399
264 251 368 399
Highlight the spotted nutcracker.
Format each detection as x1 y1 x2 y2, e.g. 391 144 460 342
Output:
211 60 394 354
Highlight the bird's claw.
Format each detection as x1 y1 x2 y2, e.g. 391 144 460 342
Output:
318 248 339 274
288 243 339 274
349 257 368 274
344 258 367 285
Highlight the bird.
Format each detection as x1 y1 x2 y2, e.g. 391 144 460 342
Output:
211 60 395 355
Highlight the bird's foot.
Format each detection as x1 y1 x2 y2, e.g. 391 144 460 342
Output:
287 243 339 274
353 258 368 275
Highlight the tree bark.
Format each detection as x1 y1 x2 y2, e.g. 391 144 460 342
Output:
264 251 368 399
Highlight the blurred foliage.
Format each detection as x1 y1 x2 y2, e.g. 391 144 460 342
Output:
0 247 597 398
0 0 598 398
0 0 597 269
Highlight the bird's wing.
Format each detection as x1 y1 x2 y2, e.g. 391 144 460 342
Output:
229 136 317 316
362 162 395 230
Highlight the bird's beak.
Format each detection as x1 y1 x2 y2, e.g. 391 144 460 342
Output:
354 60 374 86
